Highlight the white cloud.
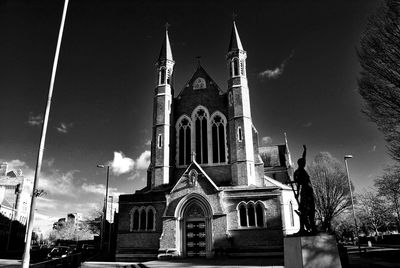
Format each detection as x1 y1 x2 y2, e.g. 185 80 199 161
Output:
145 139 151 146
258 50 294 80
56 122 73 134
38 170 78 196
259 67 283 79
27 113 43 126
82 182 118 195
109 151 135 175
260 136 273 146
302 122 313 128
135 150 150 170
369 145 377 152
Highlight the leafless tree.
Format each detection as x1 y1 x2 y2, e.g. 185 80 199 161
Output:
357 191 392 236
374 166 400 231
307 152 352 232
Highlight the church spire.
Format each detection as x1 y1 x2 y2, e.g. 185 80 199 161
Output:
228 21 243 52
158 24 173 62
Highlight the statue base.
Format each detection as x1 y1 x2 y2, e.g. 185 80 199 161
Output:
284 233 342 268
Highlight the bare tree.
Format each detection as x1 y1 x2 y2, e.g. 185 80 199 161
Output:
374 166 400 231
357 191 392 236
358 0 400 161
307 152 352 232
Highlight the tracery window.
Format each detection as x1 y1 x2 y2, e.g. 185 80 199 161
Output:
177 116 191 166
194 108 208 164
193 77 206 89
211 114 227 163
237 201 265 228
130 206 156 232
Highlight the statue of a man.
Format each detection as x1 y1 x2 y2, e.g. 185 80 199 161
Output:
294 145 316 234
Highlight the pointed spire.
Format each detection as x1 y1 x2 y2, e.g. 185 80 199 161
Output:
284 132 293 167
158 24 173 62
228 21 243 52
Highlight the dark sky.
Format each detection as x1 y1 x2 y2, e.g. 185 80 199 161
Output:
0 0 392 232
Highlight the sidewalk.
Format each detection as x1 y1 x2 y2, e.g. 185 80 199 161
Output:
82 257 284 268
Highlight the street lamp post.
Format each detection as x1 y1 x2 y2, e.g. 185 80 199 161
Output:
97 164 110 253
108 195 113 256
344 155 361 254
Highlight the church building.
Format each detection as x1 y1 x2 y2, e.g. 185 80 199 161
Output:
116 22 299 260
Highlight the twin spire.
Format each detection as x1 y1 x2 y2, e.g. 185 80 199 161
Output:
157 21 244 63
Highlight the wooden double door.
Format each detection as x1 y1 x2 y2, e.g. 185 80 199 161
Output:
185 220 206 257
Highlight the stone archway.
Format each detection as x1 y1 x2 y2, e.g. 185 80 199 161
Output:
175 193 213 258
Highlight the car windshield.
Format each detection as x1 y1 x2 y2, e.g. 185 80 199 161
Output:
50 247 68 255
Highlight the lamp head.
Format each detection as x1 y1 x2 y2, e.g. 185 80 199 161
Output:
97 164 105 168
344 155 353 160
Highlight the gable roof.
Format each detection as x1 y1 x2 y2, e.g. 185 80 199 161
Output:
176 64 224 98
170 159 219 194
264 175 291 190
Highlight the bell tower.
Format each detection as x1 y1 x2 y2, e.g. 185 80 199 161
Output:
227 21 255 186
150 27 175 188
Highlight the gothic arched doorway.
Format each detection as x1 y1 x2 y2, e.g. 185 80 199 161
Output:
175 193 213 258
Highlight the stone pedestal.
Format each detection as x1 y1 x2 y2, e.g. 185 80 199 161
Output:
284 234 342 268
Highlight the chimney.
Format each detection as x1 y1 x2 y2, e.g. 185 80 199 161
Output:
0 162 7 176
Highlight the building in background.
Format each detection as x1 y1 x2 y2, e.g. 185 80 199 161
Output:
116 22 299 260
0 162 33 250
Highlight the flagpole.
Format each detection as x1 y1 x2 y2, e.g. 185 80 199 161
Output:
22 0 70 267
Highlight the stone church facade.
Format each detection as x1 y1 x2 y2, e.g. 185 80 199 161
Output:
116 22 299 260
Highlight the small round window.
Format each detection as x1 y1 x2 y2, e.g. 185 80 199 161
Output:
193 77 206 90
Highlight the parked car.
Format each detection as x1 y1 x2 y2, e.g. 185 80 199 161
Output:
47 246 75 260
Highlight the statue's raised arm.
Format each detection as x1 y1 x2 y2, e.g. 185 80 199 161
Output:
302 145 307 163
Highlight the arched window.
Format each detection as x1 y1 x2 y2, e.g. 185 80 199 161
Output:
211 113 227 163
239 203 247 227
159 67 166 85
147 208 155 230
237 201 265 228
194 108 208 164
228 92 233 106
140 209 146 230
289 201 294 227
233 58 239 77
248 203 256 227
256 203 264 227
177 116 191 166
133 210 139 231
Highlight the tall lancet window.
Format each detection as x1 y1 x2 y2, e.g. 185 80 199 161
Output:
232 58 240 77
194 108 208 164
211 113 227 163
159 67 166 85
177 116 191 166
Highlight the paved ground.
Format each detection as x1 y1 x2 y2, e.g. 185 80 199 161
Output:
347 246 400 268
81 258 284 268
2 246 400 267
